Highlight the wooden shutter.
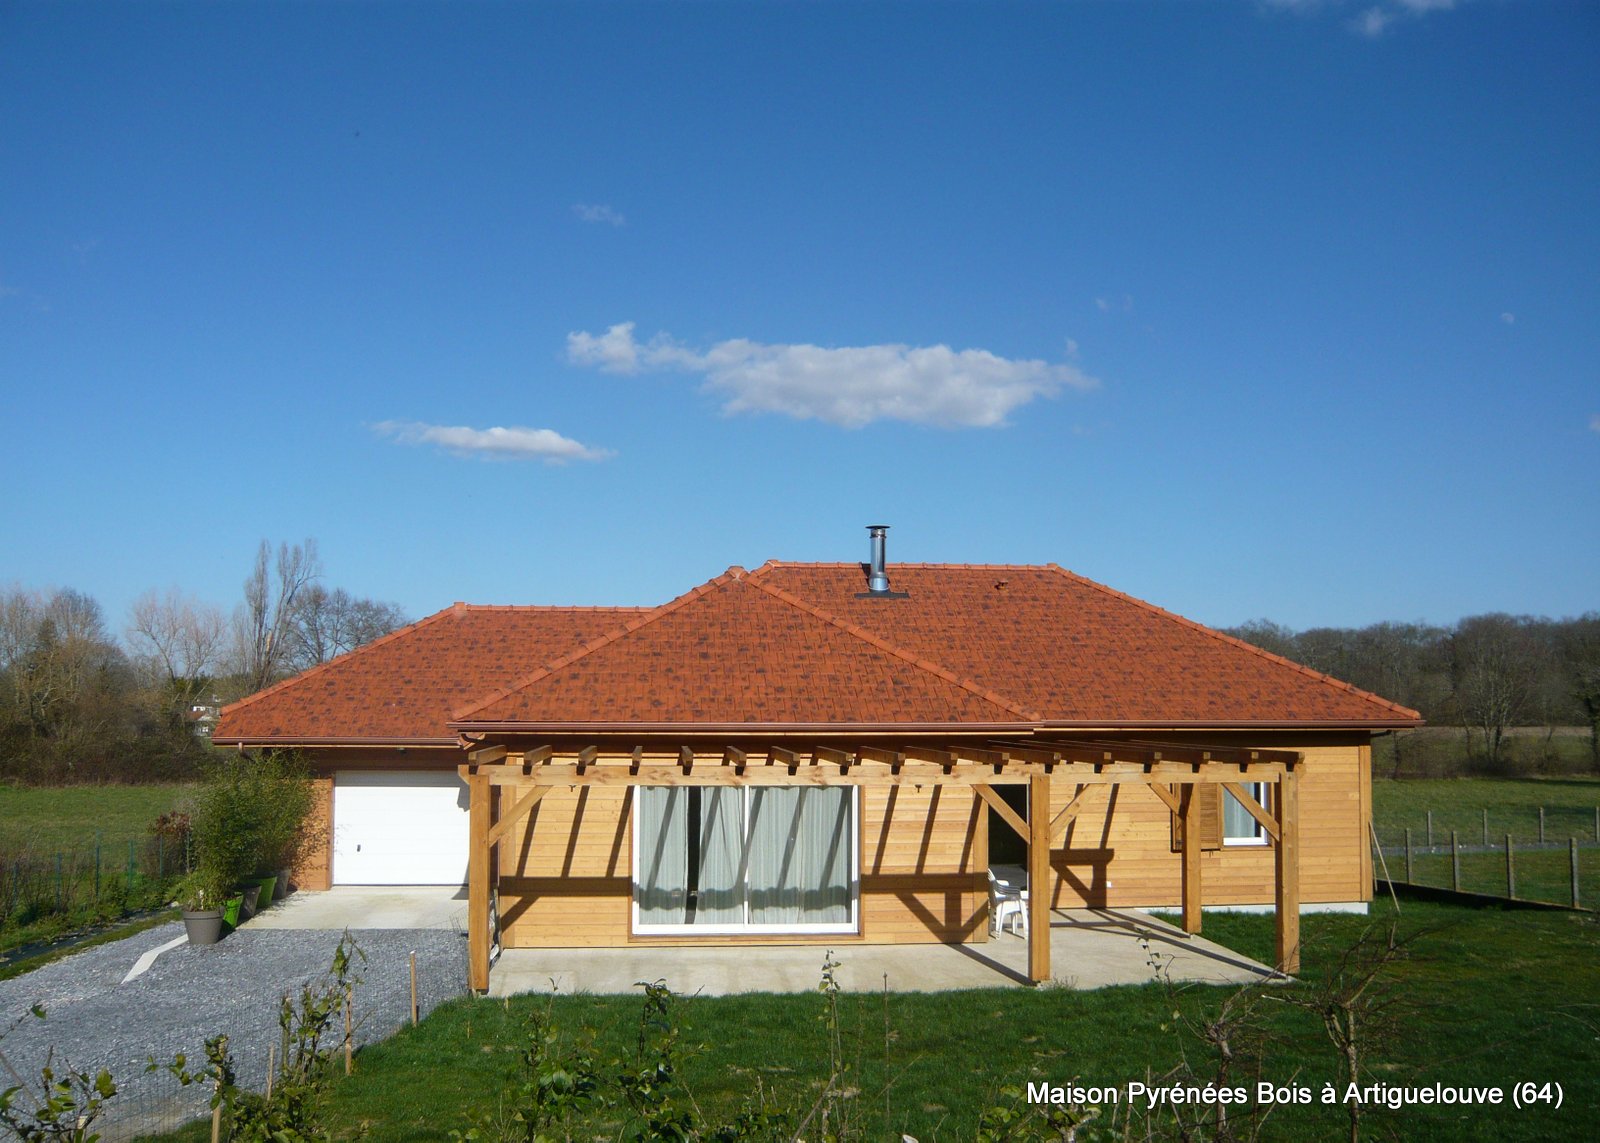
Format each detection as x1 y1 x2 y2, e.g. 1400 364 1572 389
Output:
1170 783 1224 852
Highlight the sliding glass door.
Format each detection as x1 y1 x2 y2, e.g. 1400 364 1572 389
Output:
634 786 857 934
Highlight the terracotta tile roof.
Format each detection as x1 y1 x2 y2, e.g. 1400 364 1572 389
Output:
217 560 1421 746
747 562 1421 726
213 604 652 743
454 569 1030 728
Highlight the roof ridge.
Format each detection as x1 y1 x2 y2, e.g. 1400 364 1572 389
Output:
740 575 1040 721
749 561 1053 573
1043 564 1424 721
218 603 463 721
454 603 654 613
449 567 750 722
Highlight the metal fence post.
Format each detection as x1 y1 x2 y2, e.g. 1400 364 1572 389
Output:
1505 834 1516 900
1572 838 1581 909
1451 831 1460 891
1404 828 1413 883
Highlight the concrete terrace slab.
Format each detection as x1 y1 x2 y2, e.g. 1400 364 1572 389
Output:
243 885 468 931
489 909 1280 997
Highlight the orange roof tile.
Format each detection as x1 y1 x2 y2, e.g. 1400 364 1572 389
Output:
454 570 1029 729
747 562 1421 726
216 560 1421 746
213 605 652 743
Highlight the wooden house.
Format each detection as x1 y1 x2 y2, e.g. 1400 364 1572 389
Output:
214 535 1420 990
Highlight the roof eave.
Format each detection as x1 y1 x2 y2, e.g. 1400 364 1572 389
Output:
1035 718 1426 731
210 735 459 749
450 720 1038 736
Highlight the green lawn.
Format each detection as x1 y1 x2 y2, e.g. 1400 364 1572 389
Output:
138 898 1600 1142
0 782 193 854
1373 776 1600 849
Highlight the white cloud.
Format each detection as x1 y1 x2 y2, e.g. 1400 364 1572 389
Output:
1095 294 1134 314
1397 0 1454 11
1590 414 1600 434
1353 6 1395 36
372 420 612 463
1500 312 1516 325
573 203 626 226
566 322 1098 429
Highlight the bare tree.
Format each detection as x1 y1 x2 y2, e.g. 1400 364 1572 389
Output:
1449 614 1538 769
126 588 227 702
234 539 322 693
284 585 407 671
1561 613 1600 774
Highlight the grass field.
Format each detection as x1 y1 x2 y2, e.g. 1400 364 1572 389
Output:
133 896 1600 1143
1373 776 1600 848
0 782 193 853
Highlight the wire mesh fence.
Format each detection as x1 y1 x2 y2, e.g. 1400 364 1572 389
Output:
0 830 192 945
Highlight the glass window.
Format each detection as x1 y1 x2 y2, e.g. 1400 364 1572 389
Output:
1223 783 1269 845
634 785 857 933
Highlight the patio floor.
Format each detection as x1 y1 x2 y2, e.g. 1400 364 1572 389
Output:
489 908 1282 997
243 885 468 931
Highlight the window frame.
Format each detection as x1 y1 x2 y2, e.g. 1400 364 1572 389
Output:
630 785 860 936
1222 781 1271 847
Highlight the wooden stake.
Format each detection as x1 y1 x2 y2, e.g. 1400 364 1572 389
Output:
410 951 419 1027
1482 808 1489 847
1404 828 1413 883
211 1075 222 1143
1571 838 1581 909
265 1042 275 1101
1539 807 1546 845
1426 810 1433 849
1274 766 1301 974
1451 830 1460 892
1505 834 1516 900
344 986 353 1075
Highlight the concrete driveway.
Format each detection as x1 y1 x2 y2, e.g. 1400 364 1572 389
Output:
243 885 468 931
490 908 1280 997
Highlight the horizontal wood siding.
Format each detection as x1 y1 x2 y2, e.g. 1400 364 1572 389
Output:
1049 744 1368 909
294 776 334 891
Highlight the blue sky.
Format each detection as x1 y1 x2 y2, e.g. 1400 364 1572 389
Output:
2 0 1596 636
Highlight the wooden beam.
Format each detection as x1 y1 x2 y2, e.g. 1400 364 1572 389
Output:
972 783 1029 842
1027 775 1051 984
813 745 852 769
487 785 549 846
1048 785 1089 845
574 746 597 773
1145 782 1182 816
1221 781 1280 842
678 745 695 773
466 744 507 765
904 745 957 771
723 746 747 772
1180 783 1202 935
521 745 553 767
768 745 802 771
465 769 491 992
1274 764 1301 974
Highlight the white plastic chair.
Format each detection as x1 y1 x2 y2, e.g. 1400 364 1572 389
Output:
988 870 1029 937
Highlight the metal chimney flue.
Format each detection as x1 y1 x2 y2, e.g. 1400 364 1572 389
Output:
857 524 909 599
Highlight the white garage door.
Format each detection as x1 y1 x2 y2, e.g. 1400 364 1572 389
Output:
333 771 469 885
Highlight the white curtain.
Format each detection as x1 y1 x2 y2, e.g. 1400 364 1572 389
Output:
747 787 852 925
636 787 688 923
693 788 746 924
1223 783 1265 841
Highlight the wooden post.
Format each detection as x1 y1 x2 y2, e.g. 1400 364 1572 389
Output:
465 766 491 993
1505 834 1516 899
1451 831 1460 891
1482 808 1489 847
1571 839 1581 909
1539 807 1546 845
344 986 353 1075
1426 810 1433 849
1027 775 1051 984
1180 783 1202 935
1594 806 1598 843
1404 828 1413 883
210 1073 222 1143
265 1043 275 1101
1274 765 1300 974
410 951 419 1026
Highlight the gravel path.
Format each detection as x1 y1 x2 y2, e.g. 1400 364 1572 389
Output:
0 923 468 1140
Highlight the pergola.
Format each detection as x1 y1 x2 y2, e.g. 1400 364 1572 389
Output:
456 736 1303 992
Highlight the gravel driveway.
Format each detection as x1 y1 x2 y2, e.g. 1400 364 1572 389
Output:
0 923 468 1140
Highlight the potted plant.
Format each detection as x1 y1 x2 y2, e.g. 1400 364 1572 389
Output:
177 872 227 946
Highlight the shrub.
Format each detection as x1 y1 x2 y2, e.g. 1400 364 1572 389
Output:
190 751 316 888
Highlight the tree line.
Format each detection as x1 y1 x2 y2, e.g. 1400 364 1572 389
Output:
0 539 406 783
1224 613 1600 773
